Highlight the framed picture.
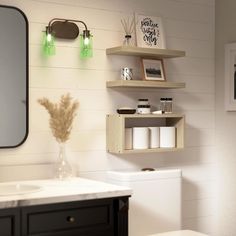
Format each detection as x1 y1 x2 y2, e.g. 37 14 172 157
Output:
225 42 236 111
135 14 166 49
141 59 165 81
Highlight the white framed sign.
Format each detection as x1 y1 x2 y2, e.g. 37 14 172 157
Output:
135 14 166 49
225 42 236 111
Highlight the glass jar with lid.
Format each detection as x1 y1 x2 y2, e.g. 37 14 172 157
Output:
165 98 173 113
160 98 166 113
160 98 173 113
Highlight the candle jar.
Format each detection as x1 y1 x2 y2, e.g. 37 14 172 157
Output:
137 105 151 114
137 99 151 114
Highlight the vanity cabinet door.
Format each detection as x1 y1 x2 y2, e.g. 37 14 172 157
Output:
21 199 115 236
0 208 20 236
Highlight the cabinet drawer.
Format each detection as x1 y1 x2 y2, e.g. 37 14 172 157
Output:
0 208 20 236
22 199 114 235
28 205 110 233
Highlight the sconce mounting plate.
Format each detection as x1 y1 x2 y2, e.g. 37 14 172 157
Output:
51 21 79 39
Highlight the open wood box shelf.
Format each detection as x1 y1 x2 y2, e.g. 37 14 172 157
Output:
106 114 184 154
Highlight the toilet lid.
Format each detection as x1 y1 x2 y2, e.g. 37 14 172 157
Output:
148 230 208 236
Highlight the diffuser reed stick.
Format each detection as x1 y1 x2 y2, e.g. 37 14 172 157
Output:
121 17 136 35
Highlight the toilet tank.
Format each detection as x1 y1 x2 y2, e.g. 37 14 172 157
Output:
107 169 182 236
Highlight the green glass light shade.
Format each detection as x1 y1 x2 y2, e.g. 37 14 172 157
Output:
43 32 56 56
80 34 93 58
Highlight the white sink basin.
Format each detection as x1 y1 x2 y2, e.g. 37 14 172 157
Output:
0 184 42 196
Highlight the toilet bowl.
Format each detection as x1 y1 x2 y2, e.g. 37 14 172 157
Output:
148 230 209 236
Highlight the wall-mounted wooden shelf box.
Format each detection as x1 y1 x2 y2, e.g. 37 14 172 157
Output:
106 80 185 89
106 114 184 154
106 46 186 58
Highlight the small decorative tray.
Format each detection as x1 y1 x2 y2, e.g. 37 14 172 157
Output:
117 108 136 114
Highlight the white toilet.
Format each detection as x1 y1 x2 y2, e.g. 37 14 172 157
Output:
108 169 208 236
149 230 208 236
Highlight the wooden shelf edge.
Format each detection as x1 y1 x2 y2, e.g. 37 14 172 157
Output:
106 46 186 58
108 147 184 154
107 113 184 118
106 80 185 89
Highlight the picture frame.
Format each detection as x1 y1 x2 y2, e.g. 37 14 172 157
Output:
141 59 166 81
135 14 166 49
225 42 236 111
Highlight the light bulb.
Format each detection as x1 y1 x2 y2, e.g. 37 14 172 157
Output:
43 30 56 56
80 34 93 58
84 37 89 45
46 33 52 42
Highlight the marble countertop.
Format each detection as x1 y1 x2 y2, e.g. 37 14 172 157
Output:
0 177 132 208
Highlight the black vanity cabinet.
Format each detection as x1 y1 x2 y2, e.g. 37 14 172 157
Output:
0 207 20 236
1 196 129 236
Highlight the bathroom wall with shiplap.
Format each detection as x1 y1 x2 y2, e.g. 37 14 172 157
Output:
215 0 236 235
0 0 216 234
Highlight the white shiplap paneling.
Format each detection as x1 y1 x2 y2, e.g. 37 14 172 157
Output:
0 0 216 234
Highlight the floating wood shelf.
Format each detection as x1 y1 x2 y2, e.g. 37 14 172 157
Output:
120 148 182 154
106 114 185 154
106 80 185 89
106 46 186 58
110 114 184 118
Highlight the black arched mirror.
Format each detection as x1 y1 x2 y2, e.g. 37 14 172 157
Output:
0 5 28 148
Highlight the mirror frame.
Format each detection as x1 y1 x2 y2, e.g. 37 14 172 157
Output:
0 5 29 148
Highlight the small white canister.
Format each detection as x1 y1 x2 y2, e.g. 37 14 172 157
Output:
149 127 160 148
137 99 151 114
133 127 149 149
160 127 176 148
137 105 151 114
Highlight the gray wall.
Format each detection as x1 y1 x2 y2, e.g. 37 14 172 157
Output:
215 0 236 235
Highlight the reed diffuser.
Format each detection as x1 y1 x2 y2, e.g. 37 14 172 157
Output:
121 17 136 46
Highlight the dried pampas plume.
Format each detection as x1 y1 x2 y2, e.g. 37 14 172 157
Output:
38 94 79 143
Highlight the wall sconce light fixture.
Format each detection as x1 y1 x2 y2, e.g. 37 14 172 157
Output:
43 18 93 58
